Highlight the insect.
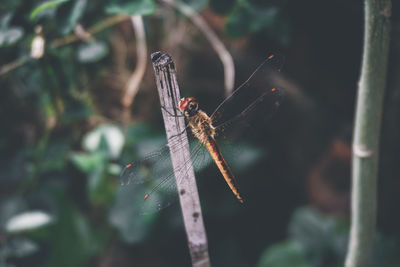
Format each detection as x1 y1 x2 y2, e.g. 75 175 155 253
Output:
120 54 284 214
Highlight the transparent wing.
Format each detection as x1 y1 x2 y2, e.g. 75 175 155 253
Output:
211 53 284 129
120 134 212 215
215 87 284 140
207 56 285 199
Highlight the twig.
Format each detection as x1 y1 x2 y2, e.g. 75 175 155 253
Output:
161 0 235 96
0 55 30 76
122 16 147 108
345 1 391 267
50 14 130 48
73 24 95 42
151 52 210 267
1 15 131 76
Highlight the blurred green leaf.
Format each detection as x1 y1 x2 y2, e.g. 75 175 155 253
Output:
0 27 24 47
105 0 155 16
39 90 57 119
30 0 70 20
5 210 54 233
226 1 278 37
125 123 159 144
77 41 109 63
61 99 93 123
0 0 22 13
223 141 263 172
122 124 166 162
288 207 348 264
259 206 400 267
257 207 348 267
181 0 208 12
0 237 39 259
0 14 24 47
108 183 156 243
41 138 72 172
70 152 106 173
225 0 290 45
83 124 125 159
108 163 122 176
70 149 116 206
0 197 27 228
44 196 107 267
257 240 309 267
87 165 116 206
60 0 88 34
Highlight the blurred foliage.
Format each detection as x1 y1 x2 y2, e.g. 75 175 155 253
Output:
225 0 290 44
1 0 398 266
105 0 155 16
258 207 400 267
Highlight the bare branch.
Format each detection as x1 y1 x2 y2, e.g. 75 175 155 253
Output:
161 0 235 96
50 14 130 49
122 16 147 109
0 55 30 76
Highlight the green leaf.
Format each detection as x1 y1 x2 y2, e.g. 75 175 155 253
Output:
0 237 39 259
0 0 23 13
105 0 155 16
5 210 54 233
226 1 278 37
87 165 116 206
82 124 125 159
0 14 24 47
70 152 106 173
124 123 159 144
0 27 24 47
44 195 107 267
288 207 348 266
181 0 208 12
60 0 88 34
41 138 71 172
61 98 93 123
225 0 290 45
223 141 263 172
257 240 309 267
108 182 156 243
30 0 70 21
0 197 27 228
77 41 108 63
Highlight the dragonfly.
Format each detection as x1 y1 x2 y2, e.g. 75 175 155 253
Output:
120 54 284 214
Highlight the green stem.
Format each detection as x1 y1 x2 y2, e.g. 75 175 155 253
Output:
345 1 391 267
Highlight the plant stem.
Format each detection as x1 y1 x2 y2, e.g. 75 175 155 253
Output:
345 1 391 267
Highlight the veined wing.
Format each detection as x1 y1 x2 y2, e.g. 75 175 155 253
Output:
211 53 284 130
120 133 212 215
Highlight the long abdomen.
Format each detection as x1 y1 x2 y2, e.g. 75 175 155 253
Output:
204 137 244 203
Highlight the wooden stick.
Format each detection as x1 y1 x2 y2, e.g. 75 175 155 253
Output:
151 52 211 267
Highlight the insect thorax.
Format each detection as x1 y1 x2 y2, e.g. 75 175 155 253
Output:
187 110 215 144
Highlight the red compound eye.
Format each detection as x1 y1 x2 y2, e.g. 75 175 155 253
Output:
179 97 196 111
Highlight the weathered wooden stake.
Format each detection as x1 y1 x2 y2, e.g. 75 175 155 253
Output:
151 52 211 267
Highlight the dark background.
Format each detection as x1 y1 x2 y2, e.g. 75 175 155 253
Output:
1 0 399 266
